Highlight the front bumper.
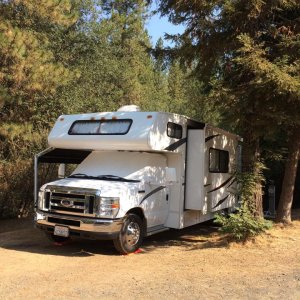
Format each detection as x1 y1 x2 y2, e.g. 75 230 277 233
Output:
35 210 123 240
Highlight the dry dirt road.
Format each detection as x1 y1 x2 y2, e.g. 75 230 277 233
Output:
0 212 300 300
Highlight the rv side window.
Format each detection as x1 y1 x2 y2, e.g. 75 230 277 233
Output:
209 148 229 173
167 122 182 139
68 119 132 135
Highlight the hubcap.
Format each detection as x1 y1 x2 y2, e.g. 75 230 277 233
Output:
125 221 140 246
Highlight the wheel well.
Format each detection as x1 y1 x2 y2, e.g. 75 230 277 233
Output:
126 207 147 233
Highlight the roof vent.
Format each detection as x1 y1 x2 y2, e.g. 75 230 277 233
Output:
117 105 141 112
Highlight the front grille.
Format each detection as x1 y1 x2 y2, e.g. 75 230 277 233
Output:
50 206 84 213
52 192 85 199
48 217 80 227
46 186 97 217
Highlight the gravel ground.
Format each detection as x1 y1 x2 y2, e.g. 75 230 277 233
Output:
0 211 300 300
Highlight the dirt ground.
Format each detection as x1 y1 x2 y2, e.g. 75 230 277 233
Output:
0 211 300 300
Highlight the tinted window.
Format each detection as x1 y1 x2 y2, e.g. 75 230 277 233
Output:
209 148 229 173
167 122 182 139
69 119 132 135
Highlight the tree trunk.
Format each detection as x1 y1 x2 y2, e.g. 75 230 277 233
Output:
253 181 263 217
276 127 300 223
242 125 264 217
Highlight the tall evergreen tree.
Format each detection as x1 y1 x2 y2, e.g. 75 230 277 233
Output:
158 0 300 217
167 60 186 113
100 0 156 108
0 0 78 123
148 37 170 112
0 0 81 218
58 0 161 114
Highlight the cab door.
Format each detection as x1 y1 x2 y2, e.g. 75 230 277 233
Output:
141 183 169 228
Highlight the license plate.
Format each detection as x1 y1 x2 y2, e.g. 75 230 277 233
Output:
54 225 69 237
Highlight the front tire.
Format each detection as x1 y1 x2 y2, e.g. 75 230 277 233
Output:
113 214 144 254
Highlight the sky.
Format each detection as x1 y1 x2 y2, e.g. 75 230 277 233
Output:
145 5 185 46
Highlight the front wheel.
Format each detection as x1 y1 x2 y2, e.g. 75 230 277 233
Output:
113 214 144 254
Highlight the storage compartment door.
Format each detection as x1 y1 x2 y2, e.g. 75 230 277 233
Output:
185 130 205 210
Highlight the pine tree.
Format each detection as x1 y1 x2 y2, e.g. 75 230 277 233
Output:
148 37 170 112
0 0 80 217
100 0 155 108
56 0 161 115
158 0 300 217
277 128 300 223
0 0 78 123
167 61 186 113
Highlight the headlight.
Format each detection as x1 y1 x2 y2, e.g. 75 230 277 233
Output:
38 190 50 210
95 197 120 218
38 191 44 210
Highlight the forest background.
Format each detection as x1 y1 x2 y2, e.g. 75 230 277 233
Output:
0 0 299 225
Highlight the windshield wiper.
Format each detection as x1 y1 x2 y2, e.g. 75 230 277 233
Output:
68 173 97 179
96 175 140 183
68 173 140 183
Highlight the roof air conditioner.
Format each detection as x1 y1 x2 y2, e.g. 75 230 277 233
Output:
117 105 141 112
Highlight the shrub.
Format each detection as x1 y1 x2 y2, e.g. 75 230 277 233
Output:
215 207 272 240
215 163 272 240
0 160 34 218
0 123 48 218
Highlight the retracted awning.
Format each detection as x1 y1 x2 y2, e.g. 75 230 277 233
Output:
37 148 92 164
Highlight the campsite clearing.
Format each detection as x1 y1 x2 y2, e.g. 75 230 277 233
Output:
0 211 300 299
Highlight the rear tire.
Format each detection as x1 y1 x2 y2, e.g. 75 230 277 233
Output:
113 214 144 254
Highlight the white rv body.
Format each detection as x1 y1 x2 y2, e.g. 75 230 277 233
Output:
35 108 242 253
48 111 186 152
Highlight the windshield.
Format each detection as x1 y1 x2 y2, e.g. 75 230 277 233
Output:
71 151 167 183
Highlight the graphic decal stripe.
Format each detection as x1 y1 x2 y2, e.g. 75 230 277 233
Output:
205 134 220 142
140 186 166 205
164 138 187 151
227 178 237 188
207 176 234 194
212 195 229 209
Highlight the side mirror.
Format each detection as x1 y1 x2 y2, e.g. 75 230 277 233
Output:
166 167 177 184
58 164 65 178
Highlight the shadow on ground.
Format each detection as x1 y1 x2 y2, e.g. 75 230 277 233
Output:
142 222 229 253
7 208 300 256
0 217 228 257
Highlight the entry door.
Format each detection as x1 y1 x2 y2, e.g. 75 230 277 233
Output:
185 129 205 210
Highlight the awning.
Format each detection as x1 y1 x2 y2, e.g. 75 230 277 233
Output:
37 148 92 164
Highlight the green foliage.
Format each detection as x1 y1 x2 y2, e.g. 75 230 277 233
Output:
215 163 272 240
0 0 81 218
215 207 272 241
0 0 79 122
0 123 47 218
159 0 300 131
158 0 300 216
0 123 47 160
0 0 229 219
56 0 164 115
0 160 34 218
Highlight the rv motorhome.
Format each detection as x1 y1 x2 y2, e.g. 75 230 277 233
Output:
34 105 242 254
